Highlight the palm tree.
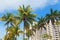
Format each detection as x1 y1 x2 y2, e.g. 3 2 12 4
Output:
4 26 23 40
1 13 15 25
0 13 15 40
7 26 23 36
37 17 46 40
0 12 24 40
38 17 46 30
17 5 36 39
45 8 59 25
26 29 34 40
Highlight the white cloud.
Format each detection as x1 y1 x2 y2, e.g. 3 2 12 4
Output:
0 0 59 12
48 0 59 5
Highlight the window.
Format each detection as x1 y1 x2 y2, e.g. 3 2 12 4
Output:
56 39 58 40
56 37 58 38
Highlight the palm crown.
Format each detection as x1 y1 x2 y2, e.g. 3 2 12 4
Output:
45 8 59 24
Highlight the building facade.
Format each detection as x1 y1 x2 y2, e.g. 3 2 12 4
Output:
30 20 60 40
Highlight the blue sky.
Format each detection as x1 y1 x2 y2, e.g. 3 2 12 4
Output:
0 0 60 40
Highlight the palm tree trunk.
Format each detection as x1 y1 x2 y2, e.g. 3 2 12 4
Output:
28 36 29 40
23 20 26 40
40 29 42 40
6 24 9 40
23 23 25 40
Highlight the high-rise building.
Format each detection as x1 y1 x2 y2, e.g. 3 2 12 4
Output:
30 20 60 40
46 20 60 40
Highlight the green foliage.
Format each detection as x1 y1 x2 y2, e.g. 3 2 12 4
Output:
6 26 23 36
54 20 60 25
23 38 28 40
4 34 16 40
17 5 37 39
0 5 60 40
38 17 46 30
42 34 52 39
45 8 60 24
26 29 33 37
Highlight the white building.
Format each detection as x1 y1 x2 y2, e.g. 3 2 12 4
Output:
46 20 60 40
30 20 60 40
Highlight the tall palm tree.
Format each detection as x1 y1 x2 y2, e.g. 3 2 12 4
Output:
37 17 46 40
45 8 59 25
0 12 24 40
4 26 23 40
17 5 37 39
0 13 17 40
